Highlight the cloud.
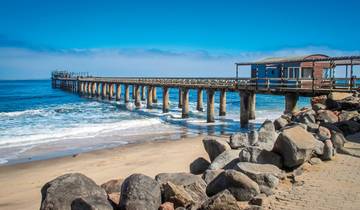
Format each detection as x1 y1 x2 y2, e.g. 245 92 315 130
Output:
0 41 359 80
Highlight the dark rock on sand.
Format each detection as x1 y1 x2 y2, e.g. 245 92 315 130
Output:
239 146 282 168
190 157 211 175
202 169 224 185
200 189 240 210
203 136 231 161
209 149 241 170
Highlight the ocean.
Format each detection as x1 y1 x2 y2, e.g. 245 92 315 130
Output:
0 80 310 165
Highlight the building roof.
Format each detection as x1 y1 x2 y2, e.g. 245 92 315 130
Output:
235 54 360 66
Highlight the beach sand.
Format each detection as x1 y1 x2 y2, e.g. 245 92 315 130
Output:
0 136 208 210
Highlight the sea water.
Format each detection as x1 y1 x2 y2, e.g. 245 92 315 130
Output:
0 80 310 165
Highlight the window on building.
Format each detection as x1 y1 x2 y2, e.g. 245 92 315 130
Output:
287 67 300 78
301 68 313 79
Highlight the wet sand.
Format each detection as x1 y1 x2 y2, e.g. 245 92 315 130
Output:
0 136 208 210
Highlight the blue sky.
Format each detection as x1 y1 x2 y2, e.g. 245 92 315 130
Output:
0 0 359 79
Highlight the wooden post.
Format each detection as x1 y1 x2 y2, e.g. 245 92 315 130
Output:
240 91 249 128
285 93 298 114
125 84 130 103
178 88 183 108
116 84 121 101
135 85 141 108
141 86 146 101
163 87 170 113
182 88 189 118
197 89 204 111
249 92 256 120
219 89 226 116
147 86 153 109
152 87 157 103
207 89 215 123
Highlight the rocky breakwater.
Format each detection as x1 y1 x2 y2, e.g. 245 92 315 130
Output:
39 91 360 210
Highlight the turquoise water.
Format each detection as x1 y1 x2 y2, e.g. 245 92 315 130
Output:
0 80 310 165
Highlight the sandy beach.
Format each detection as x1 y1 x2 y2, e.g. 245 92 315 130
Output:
0 136 208 210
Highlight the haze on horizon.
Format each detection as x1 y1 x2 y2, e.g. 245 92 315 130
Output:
0 0 359 80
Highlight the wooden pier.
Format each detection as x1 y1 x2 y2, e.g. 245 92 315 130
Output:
51 55 360 127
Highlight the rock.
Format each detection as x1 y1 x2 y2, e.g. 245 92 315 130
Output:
346 132 360 142
190 157 210 175
234 162 282 188
311 95 327 106
338 110 359 121
312 103 326 111
156 172 207 190
317 126 331 141
119 173 161 210
230 133 250 149
273 117 288 130
209 149 241 170
307 122 319 133
250 194 269 207
258 120 277 151
101 178 123 194
183 181 208 206
321 140 334 161
159 202 175 210
40 173 112 210
108 192 121 207
203 136 231 161
238 147 282 168
328 92 353 101
273 125 317 168
313 140 324 156
330 131 346 149
200 189 240 210
317 110 339 123
335 120 360 136
259 185 273 196
162 182 194 208
309 157 322 165
206 170 260 201
202 169 224 184
175 207 186 210
248 130 259 146
298 111 316 124
337 96 360 110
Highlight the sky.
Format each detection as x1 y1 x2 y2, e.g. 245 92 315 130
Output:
0 0 359 79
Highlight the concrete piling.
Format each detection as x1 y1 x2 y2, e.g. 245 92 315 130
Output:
116 84 121 101
125 84 130 103
102 83 107 99
97 82 101 97
147 86 153 109
141 86 146 101
220 89 226 116
240 91 250 128
249 92 256 120
152 87 157 103
178 89 183 108
207 89 215 123
182 88 189 118
285 93 299 114
134 85 141 108
162 87 169 113
197 89 204 111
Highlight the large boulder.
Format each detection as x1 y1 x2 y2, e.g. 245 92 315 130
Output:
338 110 359 121
162 182 194 208
313 140 325 156
40 173 113 210
321 140 334 161
119 173 161 210
203 136 231 161
100 178 123 207
331 131 346 150
229 133 250 149
273 126 317 168
234 162 283 188
273 117 288 130
209 149 241 170
316 126 331 141
317 110 339 123
238 147 282 168
257 120 277 151
200 189 240 210
190 157 210 175
328 92 353 101
156 172 206 189
335 120 360 136
206 170 260 201
202 170 224 185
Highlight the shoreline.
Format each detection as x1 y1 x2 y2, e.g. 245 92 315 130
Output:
0 135 209 210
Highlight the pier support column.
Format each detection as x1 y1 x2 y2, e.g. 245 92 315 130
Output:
182 88 189 118
132 85 135 99
116 84 121 101
147 86 153 109
108 83 114 100
102 83 107 99
178 88 183 108
219 89 226 116
285 93 299 114
152 87 157 103
240 91 250 128
141 86 146 101
80 82 84 95
97 82 101 97
135 85 141 108
125 84 130 103
249 92 256 120
197 89 204 111
91 82 96 97
207 89 215 123
163 87 170 113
